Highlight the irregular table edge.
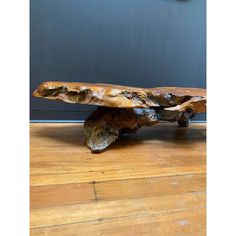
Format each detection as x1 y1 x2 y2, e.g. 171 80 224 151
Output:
33 81 206 111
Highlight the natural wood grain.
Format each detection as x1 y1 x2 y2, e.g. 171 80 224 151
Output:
31 208 205 236
33 81 206 108
30 166 205 187
30 123 206 235
95 174 206 201
31 192 205 228
30 183 95 209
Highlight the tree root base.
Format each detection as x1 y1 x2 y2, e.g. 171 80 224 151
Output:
84 107 193 152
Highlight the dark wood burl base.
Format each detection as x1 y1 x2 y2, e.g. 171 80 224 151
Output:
83 107 194 152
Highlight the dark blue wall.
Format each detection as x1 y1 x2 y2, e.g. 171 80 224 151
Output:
30 0 206 121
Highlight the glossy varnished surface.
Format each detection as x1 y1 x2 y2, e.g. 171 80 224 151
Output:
33 82 206 109
30 123 206 235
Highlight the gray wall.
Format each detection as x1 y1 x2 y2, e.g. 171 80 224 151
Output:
30 0 206 121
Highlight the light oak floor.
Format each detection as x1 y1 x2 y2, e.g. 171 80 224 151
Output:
30 123 206 236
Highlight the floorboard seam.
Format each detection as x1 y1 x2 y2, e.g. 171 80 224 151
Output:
90 181 98 201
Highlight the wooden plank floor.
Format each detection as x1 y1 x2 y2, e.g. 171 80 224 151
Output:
30 123 206 236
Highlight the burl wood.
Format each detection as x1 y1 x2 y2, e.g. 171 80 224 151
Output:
33 81 206 152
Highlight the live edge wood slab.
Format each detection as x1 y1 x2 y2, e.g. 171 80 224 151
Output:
33 82 206 152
